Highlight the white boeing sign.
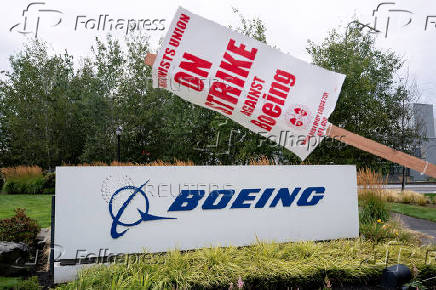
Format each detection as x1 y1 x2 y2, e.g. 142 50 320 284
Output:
54 165 358 282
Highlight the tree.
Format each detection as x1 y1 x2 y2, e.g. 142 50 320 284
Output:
0 40 82 168
78 35 126 163
306 23 422 171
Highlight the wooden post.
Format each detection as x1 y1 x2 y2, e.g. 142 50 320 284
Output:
145 54 157 66
144 53 436 179
327 124 436 178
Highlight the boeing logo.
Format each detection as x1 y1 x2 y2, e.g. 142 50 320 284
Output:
109 180 175 239
108 179 326 239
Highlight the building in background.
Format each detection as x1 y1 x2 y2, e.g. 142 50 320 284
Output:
388 103 436 182
410 103 436 181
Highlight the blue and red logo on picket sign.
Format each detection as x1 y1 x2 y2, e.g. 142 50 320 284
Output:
108 180 326 239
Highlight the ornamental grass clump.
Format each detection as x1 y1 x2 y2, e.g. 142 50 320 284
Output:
1 165 42 180
382 190 429 205
57 239 436 289
1 166 45 194
357 168 390 225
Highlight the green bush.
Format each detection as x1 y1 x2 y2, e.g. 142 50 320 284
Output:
43 172 55 190
1 167 54 194
359 220 417 244
2 176 45 194
3 180 18 194
42 188 55 195
359 190 390 224
27 177 45 194
0 208 41 245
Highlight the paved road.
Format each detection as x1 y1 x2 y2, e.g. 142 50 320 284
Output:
383 184 436 193
392 213 436 244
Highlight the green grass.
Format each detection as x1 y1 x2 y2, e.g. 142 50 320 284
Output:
0 194 52 227
389 202 436 222
0 276 40 290
0 276 22 289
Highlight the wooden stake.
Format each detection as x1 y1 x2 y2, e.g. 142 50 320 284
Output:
327 124 436 178
144 53 436 178
145 54 157 66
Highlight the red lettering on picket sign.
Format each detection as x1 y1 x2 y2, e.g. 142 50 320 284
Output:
156 13 191 88
179 53 212 77
303 92 329 144
174 71 204 92
174 53 212 91
205 38 258 115
240 76 264 117
251 69 296 131
170 38 257 116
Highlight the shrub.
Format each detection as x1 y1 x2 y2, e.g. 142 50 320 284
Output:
42 188 55 195
3 180 18 194
41 172 55 194
360 219 418 244
27 177 46 194
1 166 46 194
0 208 41 245
0 175 4 191
16 276 41 290
2 176 45 194
426 193 436 204
43 172 55 188
357 169 389 224
400 191 429 205
359 190 390 224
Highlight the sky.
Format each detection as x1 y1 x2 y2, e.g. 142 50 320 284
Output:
1 0 435 112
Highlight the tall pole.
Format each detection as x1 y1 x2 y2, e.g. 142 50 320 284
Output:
117 134 121 162
401 166 406 191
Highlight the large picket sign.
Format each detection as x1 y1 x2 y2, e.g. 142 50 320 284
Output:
53 165 358 282
147 7 436 178
151 7 345 160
